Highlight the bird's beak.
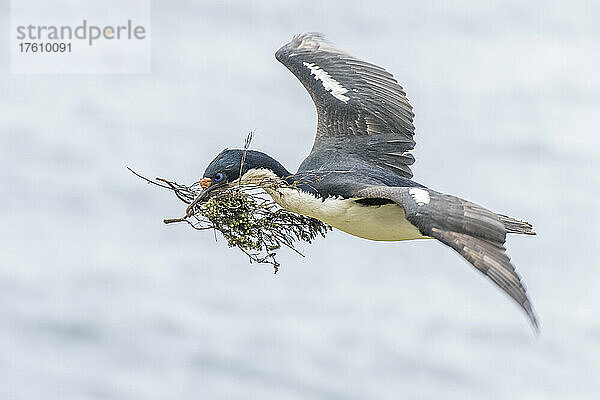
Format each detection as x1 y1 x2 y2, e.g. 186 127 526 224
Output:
199 178 212 189
185 178 225 217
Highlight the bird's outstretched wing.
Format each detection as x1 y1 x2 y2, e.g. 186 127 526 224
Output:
276 33 416 178
356 185 539 330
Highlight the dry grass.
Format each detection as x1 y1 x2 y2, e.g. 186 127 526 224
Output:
129 168 330 273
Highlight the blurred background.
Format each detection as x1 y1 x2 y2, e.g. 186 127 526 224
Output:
1 1 599 399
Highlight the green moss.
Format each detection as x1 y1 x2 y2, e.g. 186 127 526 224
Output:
158 180 330 273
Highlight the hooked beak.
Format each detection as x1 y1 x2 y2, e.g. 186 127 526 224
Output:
185 178 226 217
199 178 212 189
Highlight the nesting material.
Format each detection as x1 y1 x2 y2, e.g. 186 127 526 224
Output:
130 168 330 273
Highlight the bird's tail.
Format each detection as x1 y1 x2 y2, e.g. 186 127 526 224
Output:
497 214 536 235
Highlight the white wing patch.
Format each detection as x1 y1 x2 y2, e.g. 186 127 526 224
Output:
409 188 430 205
303 62 350 103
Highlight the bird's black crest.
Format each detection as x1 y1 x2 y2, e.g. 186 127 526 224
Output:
203 149 290 182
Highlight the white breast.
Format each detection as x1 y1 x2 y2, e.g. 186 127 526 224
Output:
266 187 427 242
238 168 427 241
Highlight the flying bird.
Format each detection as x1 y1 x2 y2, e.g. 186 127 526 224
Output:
189 33 538 329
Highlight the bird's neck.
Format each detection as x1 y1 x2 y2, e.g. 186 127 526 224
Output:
240 168 286 185
245 153 290 179
239 153 292 184
239 162 295 189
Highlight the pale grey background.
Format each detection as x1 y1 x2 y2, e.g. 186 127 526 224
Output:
1 1 599 399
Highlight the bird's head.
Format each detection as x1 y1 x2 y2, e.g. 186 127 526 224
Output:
186 149 290 215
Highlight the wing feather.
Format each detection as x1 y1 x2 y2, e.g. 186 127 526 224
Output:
276 32 416 177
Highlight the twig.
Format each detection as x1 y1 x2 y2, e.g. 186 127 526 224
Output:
129 165 330 273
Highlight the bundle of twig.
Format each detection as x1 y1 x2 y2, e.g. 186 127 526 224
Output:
129 168 330 273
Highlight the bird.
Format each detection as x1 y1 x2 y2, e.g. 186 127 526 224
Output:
188 32 538 329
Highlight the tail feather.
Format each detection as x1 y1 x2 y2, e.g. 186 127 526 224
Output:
497 214 536 235
355 186 539 331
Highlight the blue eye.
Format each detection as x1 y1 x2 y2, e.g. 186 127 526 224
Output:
213 172 224 182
